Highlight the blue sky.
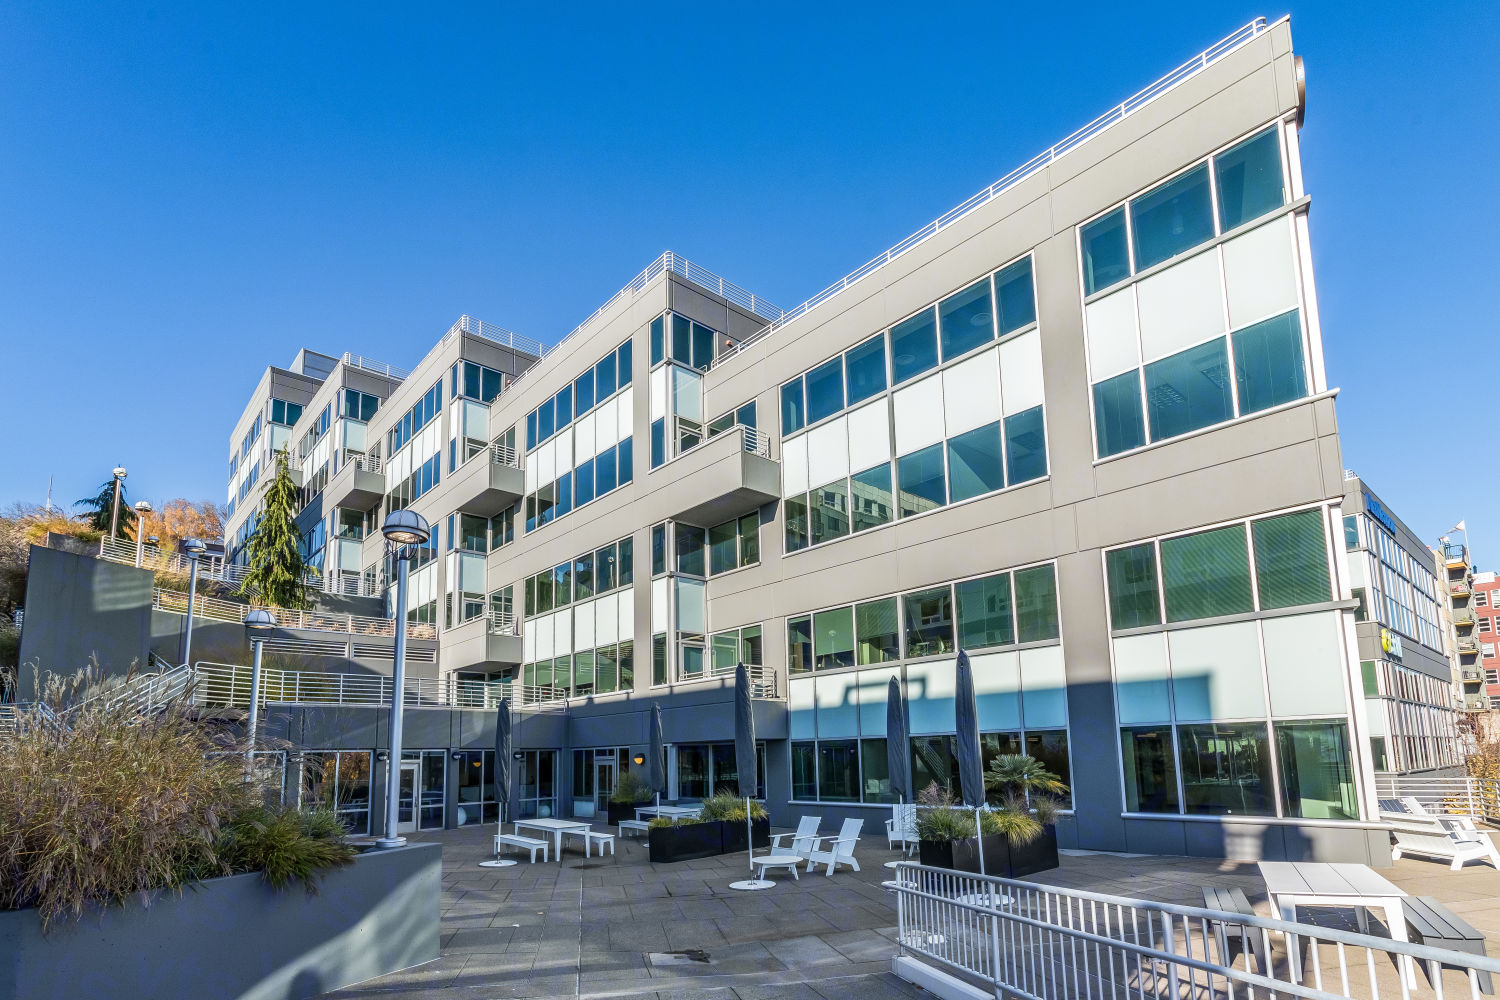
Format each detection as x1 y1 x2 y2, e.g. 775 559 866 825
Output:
1 3 1496 559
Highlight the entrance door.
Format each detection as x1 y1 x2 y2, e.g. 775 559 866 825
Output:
594 757 617 815
397 761 419 835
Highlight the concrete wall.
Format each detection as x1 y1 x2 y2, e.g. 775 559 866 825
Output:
17 545 152 678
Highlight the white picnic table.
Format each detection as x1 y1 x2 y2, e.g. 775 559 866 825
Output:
513 817 591 863
1257 861 1415 986
635 805 701 821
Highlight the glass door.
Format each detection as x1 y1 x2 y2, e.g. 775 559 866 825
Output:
594 756 617 815
397 761 419 834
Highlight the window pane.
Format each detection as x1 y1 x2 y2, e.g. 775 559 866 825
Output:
1093 372 1146 458
691 322 715 372
1161 525 1253 622
574 552 595 601
575 369 595 415
574 457 595 507
810 479 850 545
995 257 1036 334
817 740 860 802
709 520 738 575
805 357 845 425
1178 722 1273 816
791 742 817 800
680 644 704 680
671 314 691 366
555 385 572 430
617 340 633 385
1023 730 1071 809
861 738 894 803
1277 720 1356 819
1014 565 1059 643
650 315 665 365
594 352 616 396
780 378 805 435
1106 543 1161 629
1130 163 1215 271
535 570 553 613
595 447 616 495
711 630 738 672
851 464 894 533
890 308 938 385
596 645 617 694
1144 338 1233 442
1004 406 1047 485
784 494 809 552
538 398 554 441
554 562 572 606
813 606 855 670
897 443 946 519
938 278 995 360
740 625 762 665
911 734 957 797
956 572 1014 650
1081 207 1130 295
675 523 705 576
946 422 1004 503
573 650 595 697
1253 509 1331 609
788 615 813 675
1233 310 1307 415
1120 726 1178 813
856 597 900 665
738 513 759 566
845 333 887 405
651 525 666 576
1215 128 1285 231
903 586 954 658
652 633 667 685
650 418 665 469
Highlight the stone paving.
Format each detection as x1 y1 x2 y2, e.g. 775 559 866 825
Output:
324 822 1500 1000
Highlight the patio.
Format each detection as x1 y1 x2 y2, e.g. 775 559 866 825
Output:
323 823 1500 1000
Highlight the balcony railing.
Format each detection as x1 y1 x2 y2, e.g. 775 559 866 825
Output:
152 588 436 640
348 451 382 474
192 661 522 710
1464 693 1489 711
1451 576 1474 596
491 442 519 468
488 609 518 636
1461 664 1484 683
339 353 409 381
1445 541 1471 565
739 425 770 459
1453 607 1476 627
1457 634 1481 654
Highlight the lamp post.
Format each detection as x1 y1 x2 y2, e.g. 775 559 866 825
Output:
182 538 207 667
243 608 276 750
133 501 153 567
109 466 127 542
377 509 431 850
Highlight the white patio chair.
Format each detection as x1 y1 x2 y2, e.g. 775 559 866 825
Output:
806 818 863 876
1401 795 1486 835
1391 825 1500 871
770 815 821 859
885 803 917 855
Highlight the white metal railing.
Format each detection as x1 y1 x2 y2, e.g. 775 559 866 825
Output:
739 425 770 458
339 353 409 381
703 660 777 698
448 314 547 359
713 18 1273 371
152 587 437 640
1375 775 1500 825
192 661 529 710
491 442 519 468
488 609 517 635
887 863 1500 1000
349 451 382 474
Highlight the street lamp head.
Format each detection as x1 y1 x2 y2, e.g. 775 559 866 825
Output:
134 500 153 515
244 608 277 632
382 509 431 546
184 537 207 557
113 466 127 480
147 535 159 545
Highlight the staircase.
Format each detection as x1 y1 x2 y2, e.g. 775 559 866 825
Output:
0 654 195 738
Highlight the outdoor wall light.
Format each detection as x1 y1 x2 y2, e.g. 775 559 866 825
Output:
381 509 431 546
451 751 463 761
147 535 159 545
376 750 390 763
632 753 645 766
513 751 524 761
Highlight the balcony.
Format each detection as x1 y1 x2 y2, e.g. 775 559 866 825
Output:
1452 607 1477 627
445 443 524 517
1457 634 1482 655
657 425 780 525
439 610 523 674
326 453 385 512
1445 542 1471 569
1461 664 1484 684
1450 576 1474 597
1463 694 1489 712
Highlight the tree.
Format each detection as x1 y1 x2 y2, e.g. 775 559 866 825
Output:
138 499 226 549
74 477 134 536
238 449 309 610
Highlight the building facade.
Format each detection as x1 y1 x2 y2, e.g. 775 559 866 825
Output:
1469 570 1500 710
218 18 1397 862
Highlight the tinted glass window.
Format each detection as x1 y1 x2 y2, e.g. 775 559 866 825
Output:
956 572 1014 649
616 340 633 385
1130 164 1215 271
1216 128 1285 231
890 308 938 385
780 378 805 435
845 334 887 405
1232 310 1306 415
537 399 554 441
650 315 665 365
617 437 632 485
574 370 595 415
692 322 715 372
671 314 692 366
709 520 737 575
788 616 813 675
813 606 855 670
574 458 595 507
784 494 809 552
1106 543 1160 629
554 386 572 430
856 597 900 664
595 446 617 495
1081 207 1130 295
850 463 893 532
594 353 616 396
896 444 946 519
1178 722 1273 816
1161 524 1253 622
1093 372 1146 458
1003 406 1047 485
1252 509 1331 610
805 357 845 425
946 422 1004 503
675 523 705 576
995 257 1036 334
810 479 850 545
1120 726 1178 813
1014 564 1059 643
1144 338 1232 442
938 279 994 360
903 586 954 658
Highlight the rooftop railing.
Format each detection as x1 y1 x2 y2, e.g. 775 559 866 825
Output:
339 353 410 381
152 588 437 640
713 17 1273 370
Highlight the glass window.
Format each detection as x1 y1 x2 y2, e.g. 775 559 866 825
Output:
675 523 705 576
946 422 1004 503
677 745 708 799
1093 372 1146 458
850 464 894 533
780 378 805 435
740 625 762 666
1014 564 1059 643
1004 406 1047 485
554 386 572 431
956 573 1014 650
535 569 553 614
651 524 666 576
553 471 572 519
652 633 667 686
574 457 595 507
896 444 946 519
594 543 617 593
1120 726 1178 813
938 278 995 360
692 322 715 372
861 738 894 803
573 650 595 697
1177 722 1273 816
1233 310 1307 415
810 479 851 545
791 742 817 800
995 257 1036 335
650 315 665 365
788 615 813 675
784 494 809 553
575 369 595 415
855 597 900 665
738 513 759 567
805 357 845 425
1106 543 1161 629
845 334 887 405
1252 509 1331 609
709 520 738 575
904 586 954 658
1276 720 1356 820
680 644 704 680
911 734 957 796
650 418 665 469
890 308 938 385
1130 163 1215 271
817 740 860 802
813 606 855 670
595 446 617 495
736 401 756 428
574 552 595 601
1144 338 1233 442
711 630 739 672
1024 730 1072 809
1161 525 1253 622
537 398 554 441
617 340 633 385
594 352 616 397
671 314 692 366
1081 207 1130 295
1215 128 1285 231
553 562 572 607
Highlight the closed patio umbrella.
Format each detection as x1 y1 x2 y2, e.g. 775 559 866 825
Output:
884 675 912 870
955 649 987 877
479 698 515 868
648 703 666 813
729 663 773 890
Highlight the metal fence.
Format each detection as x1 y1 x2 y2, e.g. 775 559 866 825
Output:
192 661 534 711
1376 775 1500 826
151 587 436 640
887 863 1500 1000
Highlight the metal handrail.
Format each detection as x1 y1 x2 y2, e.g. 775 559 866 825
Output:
488 609 517 635
703 659 777 698
739 425 770 458
713 18 1273 370
151 588 436 640
191 661 535 710
339 353 409 381
490 442 519 468
349 452 382 474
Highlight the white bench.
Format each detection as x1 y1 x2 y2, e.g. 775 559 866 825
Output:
618 819 650 839
494 832 549 863
569 829 616 857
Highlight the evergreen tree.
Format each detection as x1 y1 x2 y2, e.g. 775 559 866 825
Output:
74 477 135 535
239 449 309 610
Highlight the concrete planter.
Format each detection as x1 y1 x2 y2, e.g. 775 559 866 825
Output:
0 842 441 1000
917 825 1059 878
648 820 724 862
719 817 771 853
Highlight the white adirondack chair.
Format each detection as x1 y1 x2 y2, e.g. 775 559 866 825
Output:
806 818 863 876
770 815 821 859
1390 824 1500 870
885 803 917 855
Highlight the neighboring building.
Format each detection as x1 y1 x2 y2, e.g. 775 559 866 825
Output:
1341 475 1461 775
1470 570 1499 710
1437 542 1486 714
203 18 1394 861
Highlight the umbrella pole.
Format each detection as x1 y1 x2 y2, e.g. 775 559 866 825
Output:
974 806 986 878
746 796 753 872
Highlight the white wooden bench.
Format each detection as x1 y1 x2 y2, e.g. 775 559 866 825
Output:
569 829 616 857
618 819 650 839
494 832 549 863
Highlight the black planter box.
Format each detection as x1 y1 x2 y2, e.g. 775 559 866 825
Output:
917 825 1059 877
607 801 649 825
648 821 723 863
719 817 770 853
